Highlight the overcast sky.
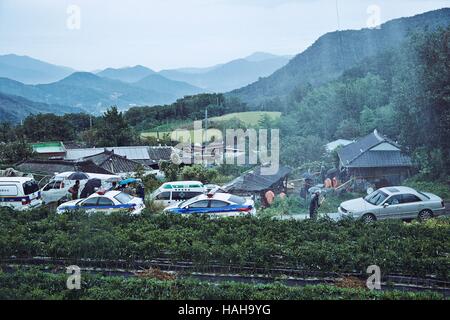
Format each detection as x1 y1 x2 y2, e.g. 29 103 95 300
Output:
0 0 449 71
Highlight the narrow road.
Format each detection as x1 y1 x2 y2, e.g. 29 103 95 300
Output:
276 200 450 221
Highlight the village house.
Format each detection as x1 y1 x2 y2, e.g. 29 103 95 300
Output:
337 130 414 188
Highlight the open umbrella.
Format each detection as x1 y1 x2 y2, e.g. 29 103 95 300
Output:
80 178 102 198
119 178 141 186
68 172 89 180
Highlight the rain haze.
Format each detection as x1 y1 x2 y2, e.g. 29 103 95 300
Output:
0 0 449 71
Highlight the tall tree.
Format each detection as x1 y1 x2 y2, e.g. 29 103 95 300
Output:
93 106 136 147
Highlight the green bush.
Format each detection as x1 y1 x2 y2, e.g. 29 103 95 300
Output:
0 208 448 279
0 270 444 300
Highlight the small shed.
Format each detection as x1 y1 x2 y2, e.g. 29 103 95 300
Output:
31 142 66 159
222 166 292 196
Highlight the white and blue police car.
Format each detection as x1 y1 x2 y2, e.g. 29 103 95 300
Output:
163 192 256 217
57 190 145 215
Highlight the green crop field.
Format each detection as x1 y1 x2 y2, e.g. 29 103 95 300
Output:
140 111 282 140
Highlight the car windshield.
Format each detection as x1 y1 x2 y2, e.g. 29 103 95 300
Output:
364 190 389 206
114 192 133 204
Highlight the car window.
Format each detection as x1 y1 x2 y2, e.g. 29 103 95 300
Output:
155 192 171 200
97 197 114 207
402 194 422 204
227 195 246 205
386 195 402 205
43 182 55 191
187 200 209 208
114 192 133 204
180 195 203 207
210 200 229 208
81 197 99 207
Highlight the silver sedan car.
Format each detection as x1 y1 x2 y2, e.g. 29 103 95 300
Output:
338 186 446 223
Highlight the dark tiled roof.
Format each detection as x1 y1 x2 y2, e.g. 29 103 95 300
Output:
15 159 112 176
347 151 413 168
147 146 173 164
338 130 412 168
83 151 147 174
223 166 291 193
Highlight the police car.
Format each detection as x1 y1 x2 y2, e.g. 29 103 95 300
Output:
163 192 256 217
56 190 145 215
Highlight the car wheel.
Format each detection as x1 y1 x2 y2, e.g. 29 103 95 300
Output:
418 209 433 222
362 213 376 224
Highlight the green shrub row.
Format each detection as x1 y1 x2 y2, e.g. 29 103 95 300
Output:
0 208 449 279
0 270 445 300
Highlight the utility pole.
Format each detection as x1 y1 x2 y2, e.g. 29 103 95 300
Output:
204 107 208 143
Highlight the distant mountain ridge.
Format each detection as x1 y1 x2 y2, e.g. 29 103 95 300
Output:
96 65 156 83
159 52 292 92
0 54 75 84
228 8 450 107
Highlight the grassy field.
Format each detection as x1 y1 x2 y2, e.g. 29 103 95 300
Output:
140 111 282 140
209 111 282 126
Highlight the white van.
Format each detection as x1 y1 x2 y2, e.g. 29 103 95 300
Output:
0 177 43 210
41 172 121 204
150 181 206 207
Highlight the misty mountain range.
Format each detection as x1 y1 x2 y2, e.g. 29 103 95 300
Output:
0 8 449 123
0 51 292 119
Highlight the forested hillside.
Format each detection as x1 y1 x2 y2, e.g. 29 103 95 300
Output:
0 92 84 123
277 27 450 179
229 8 450 108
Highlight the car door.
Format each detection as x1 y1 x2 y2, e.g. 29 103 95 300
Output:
42 181 65 203
380 195 403 219
97 196 116 213
398 194 423 218
80 197 100 211
155 191 171 207
209 200 232 216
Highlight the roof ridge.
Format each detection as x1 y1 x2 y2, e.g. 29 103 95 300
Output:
344 130 388 165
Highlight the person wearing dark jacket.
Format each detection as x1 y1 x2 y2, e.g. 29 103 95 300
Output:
309 191 321 220
136 183 145 201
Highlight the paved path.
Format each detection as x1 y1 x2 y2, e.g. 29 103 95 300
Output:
275 200 450 222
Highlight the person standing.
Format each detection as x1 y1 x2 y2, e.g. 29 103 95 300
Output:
136 183 145 202
309 190 321 220
69 180 80 200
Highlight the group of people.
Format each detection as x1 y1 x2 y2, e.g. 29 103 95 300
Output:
67 179 146 202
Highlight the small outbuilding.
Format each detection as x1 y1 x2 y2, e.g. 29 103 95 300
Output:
222 165 292 196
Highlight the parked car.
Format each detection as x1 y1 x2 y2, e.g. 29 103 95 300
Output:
150 181 206 208
0 177 43 211
41 172 121 204
56 190 145 215
338 186 445 223
164 192 256 217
